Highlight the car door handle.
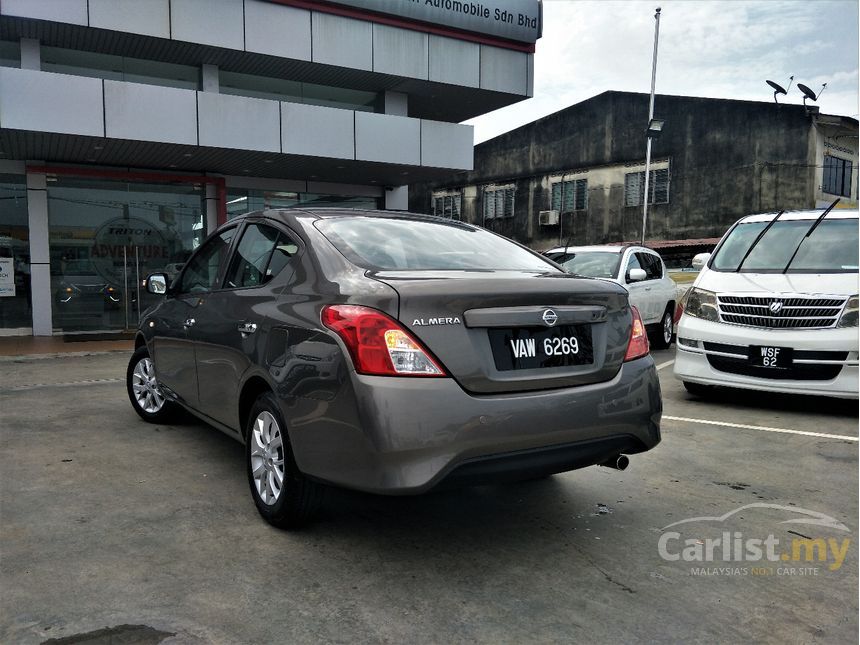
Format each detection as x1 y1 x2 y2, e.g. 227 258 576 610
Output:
238 323 257 335
183 318 196 328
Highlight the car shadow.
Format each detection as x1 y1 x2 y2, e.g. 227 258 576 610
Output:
304 474 632 547
682 386 858 418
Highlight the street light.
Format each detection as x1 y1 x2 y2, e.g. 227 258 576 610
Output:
646 118 665 138
640 7 662 246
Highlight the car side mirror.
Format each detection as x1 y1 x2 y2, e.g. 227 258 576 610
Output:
146 272 169 295
627 268 647 283
692 253 711 270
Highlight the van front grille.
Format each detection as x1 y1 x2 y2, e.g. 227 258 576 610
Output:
717 295 846 329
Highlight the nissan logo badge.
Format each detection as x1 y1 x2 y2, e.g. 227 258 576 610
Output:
542 309 558 326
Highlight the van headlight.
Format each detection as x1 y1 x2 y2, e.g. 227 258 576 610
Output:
683 287 719 322
837 295 858 328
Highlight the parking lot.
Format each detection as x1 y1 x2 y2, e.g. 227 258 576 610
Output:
1 346 857 644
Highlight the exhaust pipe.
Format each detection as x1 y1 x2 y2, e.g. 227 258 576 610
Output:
601 455 629 471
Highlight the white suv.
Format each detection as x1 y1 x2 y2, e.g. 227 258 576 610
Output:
674 208 858 399
545 245 677 349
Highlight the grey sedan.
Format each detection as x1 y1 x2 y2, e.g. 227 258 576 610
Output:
127 209 661 528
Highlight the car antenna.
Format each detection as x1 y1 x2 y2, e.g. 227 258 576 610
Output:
735 209 786 272
781 198 840 274
563 233 573 252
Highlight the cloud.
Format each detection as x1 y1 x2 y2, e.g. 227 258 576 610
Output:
466 0 859 142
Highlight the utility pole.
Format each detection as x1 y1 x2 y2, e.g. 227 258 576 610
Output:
641 7 662 245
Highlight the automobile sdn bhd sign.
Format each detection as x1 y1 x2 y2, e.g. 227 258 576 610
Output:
265 0 542 46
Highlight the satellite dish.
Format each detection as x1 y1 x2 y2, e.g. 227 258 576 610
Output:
767 80 787 95
797 83 818 101
766 76 793 105
797 82 826 113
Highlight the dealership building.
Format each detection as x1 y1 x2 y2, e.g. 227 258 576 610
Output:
0 0 539 336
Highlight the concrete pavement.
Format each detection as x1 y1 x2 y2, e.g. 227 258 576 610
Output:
0 348 856 644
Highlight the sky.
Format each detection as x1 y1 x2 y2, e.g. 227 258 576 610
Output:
465 0 860 143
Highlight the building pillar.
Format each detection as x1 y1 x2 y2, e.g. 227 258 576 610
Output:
385 186 408 210
26 168 52 336
20 38 40 70
201 64 219 93
205 183 219 234
383 91 408 116
382 92 409 208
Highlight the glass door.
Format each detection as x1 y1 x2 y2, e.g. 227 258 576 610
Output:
47 176 205 334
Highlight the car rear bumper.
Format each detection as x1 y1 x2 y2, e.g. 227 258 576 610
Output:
284 356 662 494
673 315 859 398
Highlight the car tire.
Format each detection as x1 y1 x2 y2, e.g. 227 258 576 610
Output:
650 305 675 350
683 381 714 397
127 346 179 423
246 392 322 529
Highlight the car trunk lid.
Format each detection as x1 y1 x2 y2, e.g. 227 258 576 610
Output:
371 270 634 394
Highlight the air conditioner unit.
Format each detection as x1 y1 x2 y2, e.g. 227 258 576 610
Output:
538 210 559 226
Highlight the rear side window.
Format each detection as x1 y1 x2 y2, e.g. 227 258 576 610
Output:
638 252 663 280
225 223 298 289
177 227 237 294
315 216 557 272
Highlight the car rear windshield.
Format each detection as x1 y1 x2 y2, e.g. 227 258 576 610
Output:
315 217 559 272
558 252 622 278
711 218 859 273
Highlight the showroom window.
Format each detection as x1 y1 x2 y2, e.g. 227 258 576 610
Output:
431 192 462 220
41 46 199 90
46 176 205 333
483 186 515 220
823 156 853 198
221 71 378 112
0 174 31 331
226 190 380 218
551 178 588 213
624 168 670 206
0 40 20 68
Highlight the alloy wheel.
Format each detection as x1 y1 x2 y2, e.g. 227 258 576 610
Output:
131 357 165 414
662 311 674 345
250 411 286 506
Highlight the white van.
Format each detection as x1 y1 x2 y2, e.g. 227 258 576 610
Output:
674 208 858 399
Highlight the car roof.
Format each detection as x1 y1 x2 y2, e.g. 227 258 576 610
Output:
737 209 859 224
246 207 451 221
545 245 638 254
235 208 480 230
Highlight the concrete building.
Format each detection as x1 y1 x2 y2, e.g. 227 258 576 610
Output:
0 0 540 336
411 91 859 262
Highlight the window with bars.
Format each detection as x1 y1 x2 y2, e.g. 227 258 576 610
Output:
823 156 853 198
483 187 515 219
551 178 588 213
624 168 670 206
431 193 462 220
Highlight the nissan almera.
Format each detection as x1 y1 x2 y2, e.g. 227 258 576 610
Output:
127 209 662 528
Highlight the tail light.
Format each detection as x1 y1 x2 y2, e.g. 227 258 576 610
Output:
321 305 447 377
673 300 684 324
624 306 650 362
